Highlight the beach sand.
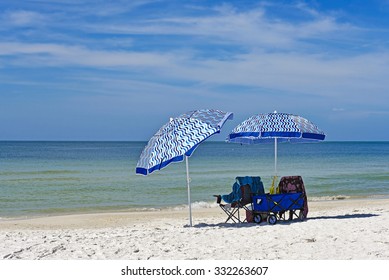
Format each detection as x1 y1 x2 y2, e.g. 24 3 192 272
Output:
1 198 389 260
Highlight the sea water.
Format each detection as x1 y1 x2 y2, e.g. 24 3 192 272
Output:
1 141 388 218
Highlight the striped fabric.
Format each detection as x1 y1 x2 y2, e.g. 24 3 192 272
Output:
136 109 233 175
227 112 325 144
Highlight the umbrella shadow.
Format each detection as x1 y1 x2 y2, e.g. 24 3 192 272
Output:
191 222 260 229
308 213 379 221
191 213 379 228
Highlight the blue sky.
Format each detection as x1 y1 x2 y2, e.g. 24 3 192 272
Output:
1 0 389 141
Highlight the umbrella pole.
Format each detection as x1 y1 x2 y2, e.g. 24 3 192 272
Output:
185 156 192 227
274 137 278 176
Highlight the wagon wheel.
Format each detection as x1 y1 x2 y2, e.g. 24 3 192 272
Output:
298 210 306 221
267 214 277 225
253 214 262 224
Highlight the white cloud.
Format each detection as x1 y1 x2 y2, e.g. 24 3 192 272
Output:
1 1 389 134
3 10 46 26
84 4 351 51
0 42 173 67
1 38 389 109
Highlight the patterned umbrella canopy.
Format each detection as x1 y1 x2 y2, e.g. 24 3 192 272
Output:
136 109 234 175
227 112 325 144
136 109 233 226
227 112 325 193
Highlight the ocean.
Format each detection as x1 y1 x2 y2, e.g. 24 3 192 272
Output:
1 141 389 218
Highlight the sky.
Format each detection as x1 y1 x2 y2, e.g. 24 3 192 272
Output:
1 0 389 141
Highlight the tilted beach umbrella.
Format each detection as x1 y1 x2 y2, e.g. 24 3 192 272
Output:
136 109 234 226
227 112 325 192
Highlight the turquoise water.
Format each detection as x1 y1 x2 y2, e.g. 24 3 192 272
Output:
1 141 389 218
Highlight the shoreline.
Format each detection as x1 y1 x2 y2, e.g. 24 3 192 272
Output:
1 195 388 224
0 196 389 229
1 198 389 260
0 197 387 227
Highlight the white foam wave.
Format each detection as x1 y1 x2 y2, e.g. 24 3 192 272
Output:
309 195 351 201
169 201 218 211
122 201 219 213
191 201 218 209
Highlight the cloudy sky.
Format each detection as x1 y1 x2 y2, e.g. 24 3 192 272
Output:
1 0 389 141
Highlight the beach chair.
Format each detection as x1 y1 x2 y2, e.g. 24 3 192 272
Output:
215 176 265 223
277 176 308 220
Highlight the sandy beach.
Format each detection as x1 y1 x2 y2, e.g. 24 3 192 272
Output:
1 198 389 260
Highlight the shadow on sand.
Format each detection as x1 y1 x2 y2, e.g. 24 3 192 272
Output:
307 213 379 220
191 213 379 228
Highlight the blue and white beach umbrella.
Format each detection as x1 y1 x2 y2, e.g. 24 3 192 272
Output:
227 112 325 191
136 109 233 226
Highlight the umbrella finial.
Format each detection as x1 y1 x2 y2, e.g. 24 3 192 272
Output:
169 117 173 122
274 110 277 113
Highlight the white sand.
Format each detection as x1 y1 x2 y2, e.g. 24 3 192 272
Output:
1 198 389 260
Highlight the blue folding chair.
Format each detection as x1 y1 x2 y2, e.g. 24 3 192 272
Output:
215 176 265 223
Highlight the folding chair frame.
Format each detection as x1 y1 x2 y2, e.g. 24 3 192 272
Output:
219 201 252 223
216 176 265 224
